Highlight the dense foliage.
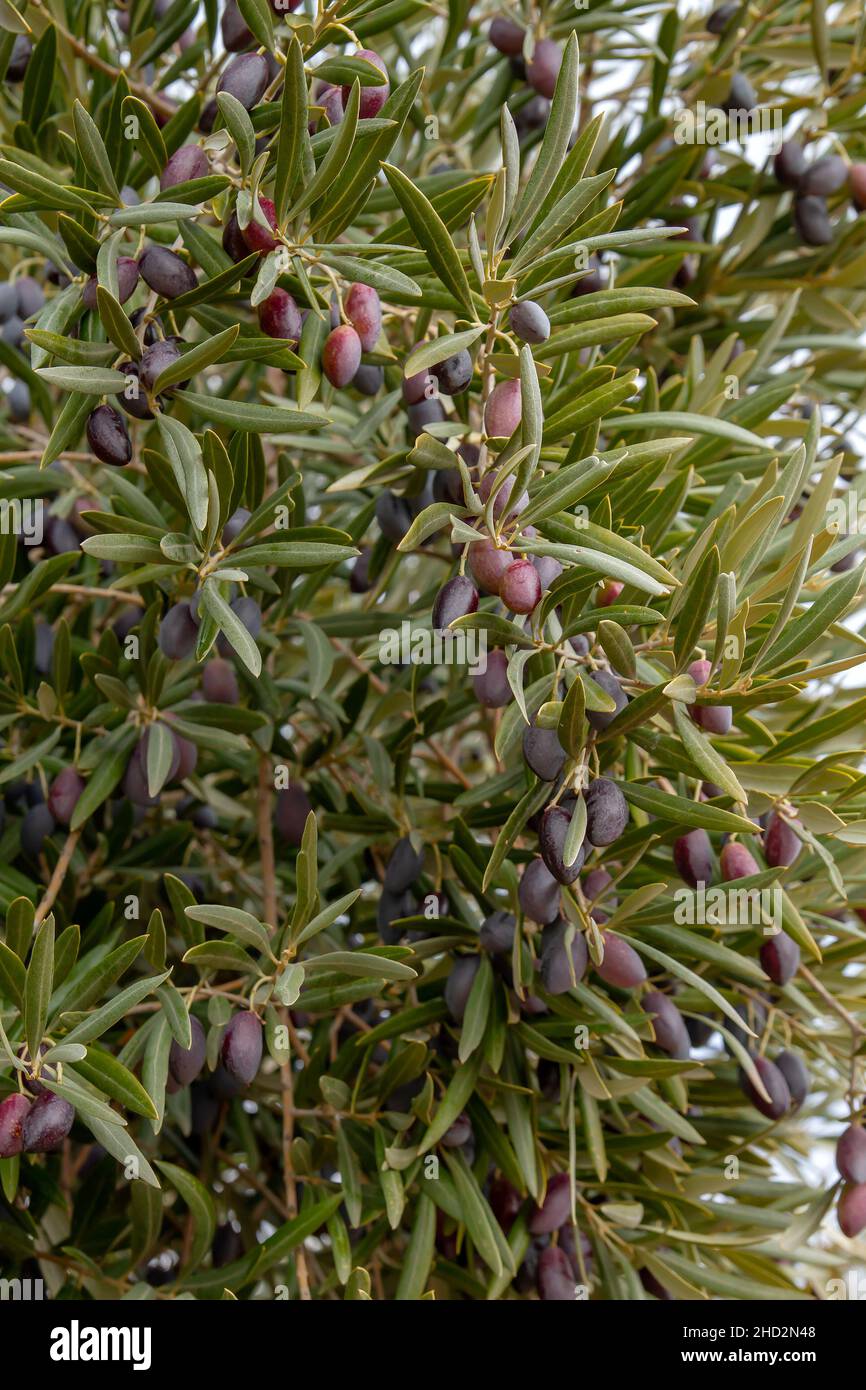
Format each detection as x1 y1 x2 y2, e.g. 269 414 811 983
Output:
1 0 866 1302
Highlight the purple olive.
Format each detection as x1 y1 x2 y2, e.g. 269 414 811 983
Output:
217 51 269 110
707 1 738 33
222 507 251 545
275 785 313 846
519 857 561 924
800 155 848 197
402 346 434 404
316 84 344 127
171 730 198 781
509 299 551 345
586 669 627 731
342 49 389 119
20 803 55 856
202 657 239 704
583 866 613 904
484 378 521 437
500 559 541 615
215 596 261 658
775 1050 809 1109
87 404 132 466
221 1012 263 1085
473 648 513 707
444 955 480 1022
344 282 381 352
432 349 473 396
15 277 44 318
759 931 800 987
793 194 832 246
258 288 302 343
223 212 251 263
433 575 478 629
158 601 199 660
489 16 525 55
539 807 584 885
476 472 528 519
384 836 424 894
221 0 254 51
240 198 278 255
441 1113 473 1148
349 548 372 591
376 491 412 542
378 888 417 940
353 364 383 395
540 919 588 993
160 144 208 190
765 812 801 867
720 841 760 880
837 1124 866 1184
533 554 563 590
139 338 182 393
82 257 140 311
139 245 197 299
725 71 757 111
774 140 806 189
673 828 713 888
595 932 646 989
480 909 515 954
584 778 628 846
523 722 566 782
323 324 362 388
407 397 446 433
739 1054 790 1120
537 1246 575 1300
6 34 31 81
838 1183 866 1238
527 38 562 98
0 1093 31 1157
641 991 690 1059
529 1172 571 1234
850 163 866 210
212 1222 245 1267
47 768 85 826
572 257 606 295
22 1092 75 1152
169 1015 207 1087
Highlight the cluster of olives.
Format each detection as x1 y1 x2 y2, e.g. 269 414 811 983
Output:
377 835 433 942
0 275 44 424
774 139 866 246
674 808 813 1119
489 14 563 136
77 41 392 465
0 1010 262 1164
0 1088 75 1158
489 1171 591 1299
3 766 86 859
170 1010 262 1091
835 1122 866 1237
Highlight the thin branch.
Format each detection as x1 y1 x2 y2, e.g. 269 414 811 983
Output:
34 829 81 929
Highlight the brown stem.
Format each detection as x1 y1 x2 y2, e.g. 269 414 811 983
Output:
34 829 81 929
280 1007 311 1300
257 754 279 930
800 964 863 1039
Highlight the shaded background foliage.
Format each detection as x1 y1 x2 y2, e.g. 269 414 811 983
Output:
0 0 865 1301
